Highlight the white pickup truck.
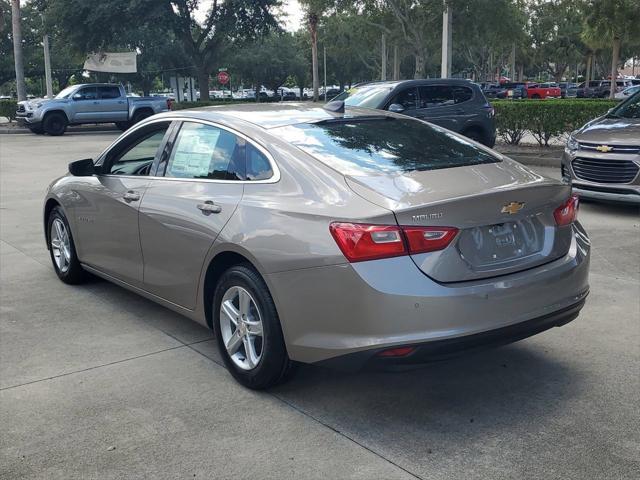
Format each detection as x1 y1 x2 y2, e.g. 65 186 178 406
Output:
16 83 172 135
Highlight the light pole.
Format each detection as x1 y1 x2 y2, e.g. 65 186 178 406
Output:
440 1 452 78
11 0 26 101
43 34 53 98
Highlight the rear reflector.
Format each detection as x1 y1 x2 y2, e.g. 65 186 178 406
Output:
554 194 579 226
329 223 458 262
377 346 416 357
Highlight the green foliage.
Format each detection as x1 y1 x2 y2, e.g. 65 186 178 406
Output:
0 101 18 122
493 99 617 146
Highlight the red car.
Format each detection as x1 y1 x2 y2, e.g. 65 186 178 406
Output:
524 82 562 99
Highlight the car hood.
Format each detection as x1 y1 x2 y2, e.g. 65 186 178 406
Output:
574 117 640 145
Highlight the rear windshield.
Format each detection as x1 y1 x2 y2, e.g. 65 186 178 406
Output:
273 117 499 175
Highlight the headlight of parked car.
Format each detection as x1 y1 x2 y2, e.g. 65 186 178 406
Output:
566 134 579 152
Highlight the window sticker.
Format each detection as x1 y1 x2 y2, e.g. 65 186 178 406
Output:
169 126 221 178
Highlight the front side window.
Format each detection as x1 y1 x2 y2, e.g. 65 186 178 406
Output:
107 127 168 175
336 85 394 109
75 87 98 100
273 118 499 176
611 91 640 119
388 88 419 110
418 86 455 108
165 123 243 180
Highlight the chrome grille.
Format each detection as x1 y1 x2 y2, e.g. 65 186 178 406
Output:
578 142 640 155
572 158 639 184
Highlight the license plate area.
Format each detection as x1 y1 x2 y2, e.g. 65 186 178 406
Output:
457 217 545 268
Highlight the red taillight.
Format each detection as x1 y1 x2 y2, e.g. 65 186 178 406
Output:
329 223 406 262
329 223 458 262
554 194 579 226
377 346 416 357
403 227 459 254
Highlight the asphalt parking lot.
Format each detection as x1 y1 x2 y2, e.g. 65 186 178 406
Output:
1 132 639 480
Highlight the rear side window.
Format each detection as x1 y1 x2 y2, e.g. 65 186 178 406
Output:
246 144 273 181
452 86 473 103
99 86 121 99
274 118 498 175
165 123 243 180
418 86 454 108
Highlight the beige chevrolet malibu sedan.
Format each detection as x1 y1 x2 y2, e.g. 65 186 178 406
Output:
44 102 590 389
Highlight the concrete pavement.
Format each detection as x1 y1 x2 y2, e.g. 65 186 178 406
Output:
1 132 639 479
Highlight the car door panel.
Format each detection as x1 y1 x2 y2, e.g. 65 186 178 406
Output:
71 87 100 123
139 181 243 309
97 86 128 122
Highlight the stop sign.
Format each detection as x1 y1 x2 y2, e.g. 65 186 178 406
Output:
217 71 230 85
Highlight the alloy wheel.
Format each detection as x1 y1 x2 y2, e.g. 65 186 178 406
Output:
50 218 71 273
219 286 264 370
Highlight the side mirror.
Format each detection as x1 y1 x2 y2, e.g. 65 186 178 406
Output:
388 103 405 113
69 158 96 176
72 93 83 100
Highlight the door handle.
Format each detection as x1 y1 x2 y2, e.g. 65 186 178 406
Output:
123 191 141 202
197 200 222 215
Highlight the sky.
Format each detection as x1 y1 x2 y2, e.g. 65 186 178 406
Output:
195 0 304 32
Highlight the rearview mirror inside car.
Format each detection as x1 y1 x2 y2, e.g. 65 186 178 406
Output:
68 158 96 176
388 103 405 113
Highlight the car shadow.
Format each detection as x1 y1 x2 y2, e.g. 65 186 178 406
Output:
579 198 640 217
271 342 583 455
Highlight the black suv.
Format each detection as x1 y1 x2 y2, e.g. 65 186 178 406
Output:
333 79 496 147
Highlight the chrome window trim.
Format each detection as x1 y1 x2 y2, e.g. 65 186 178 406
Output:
96 116 281 184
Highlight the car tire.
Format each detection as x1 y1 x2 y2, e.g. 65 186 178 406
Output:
213 264 296 390
47 206 87 284
462 128 486 145
531 94 541 99
42 112 68 136
115 121 130 131
131 110 152 125
29 125 45 134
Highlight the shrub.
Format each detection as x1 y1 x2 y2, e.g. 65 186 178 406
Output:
0 101 18 123
493 99 618 146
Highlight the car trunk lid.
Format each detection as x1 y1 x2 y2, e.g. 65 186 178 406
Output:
346 159 573 282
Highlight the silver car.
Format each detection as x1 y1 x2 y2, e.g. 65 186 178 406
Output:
44 103 590 389
563 91 640 204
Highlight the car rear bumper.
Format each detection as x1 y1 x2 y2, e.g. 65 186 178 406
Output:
318 298 586 371
267 223 590 366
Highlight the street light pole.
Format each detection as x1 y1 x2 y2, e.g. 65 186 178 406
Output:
43 34 53 98
11 0 26 101
440 2 452 78
323 45 327 102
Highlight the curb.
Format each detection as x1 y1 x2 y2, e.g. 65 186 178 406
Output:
0 124 119 135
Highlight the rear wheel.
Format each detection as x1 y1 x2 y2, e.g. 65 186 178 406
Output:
462 128 486 145
213 264 295 389
42 112 67 136
131 110 152 125
48 206 87 284
115 121 130 131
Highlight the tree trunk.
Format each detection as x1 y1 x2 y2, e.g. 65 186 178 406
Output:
11 0 26 101
309 14 319 102
393 45 400 80
198 69 210 101
610 37 620 99
414 53 425 79
585 53 592 83
381 33 387 81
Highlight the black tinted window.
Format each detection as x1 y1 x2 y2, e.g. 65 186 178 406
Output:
165 123 242 180
453 86 473 103
612 92 640 119
108 127 168 175
75 87 98 100
99 86 121 99
389 88 418 110
246 143 273 180
274 118 498 175
418 86 454 108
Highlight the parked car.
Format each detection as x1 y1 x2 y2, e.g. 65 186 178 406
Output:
495 82 527 99
614 85 640 100
44 103 589 388
332 79 496 146
519 82 562 99
577 79 632 98
563 90 640 204
558 82 578 98
16 84 171 135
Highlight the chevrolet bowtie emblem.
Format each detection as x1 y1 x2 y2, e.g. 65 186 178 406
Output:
501 202 525 215
596 145 613 153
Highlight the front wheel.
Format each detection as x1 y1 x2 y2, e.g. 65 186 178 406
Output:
47 206 87 284
42 112 68 135
213 265 295 389
29 125 45 134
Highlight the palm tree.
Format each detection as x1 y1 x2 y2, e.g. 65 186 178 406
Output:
300 0 333 102
582 0 640 98
11 0 26 101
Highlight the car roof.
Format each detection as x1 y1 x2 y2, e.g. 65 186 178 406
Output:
354 78 476 89
156 102 401 129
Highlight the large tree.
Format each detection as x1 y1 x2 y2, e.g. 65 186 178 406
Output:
300 0 337 101
582 0 640 98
